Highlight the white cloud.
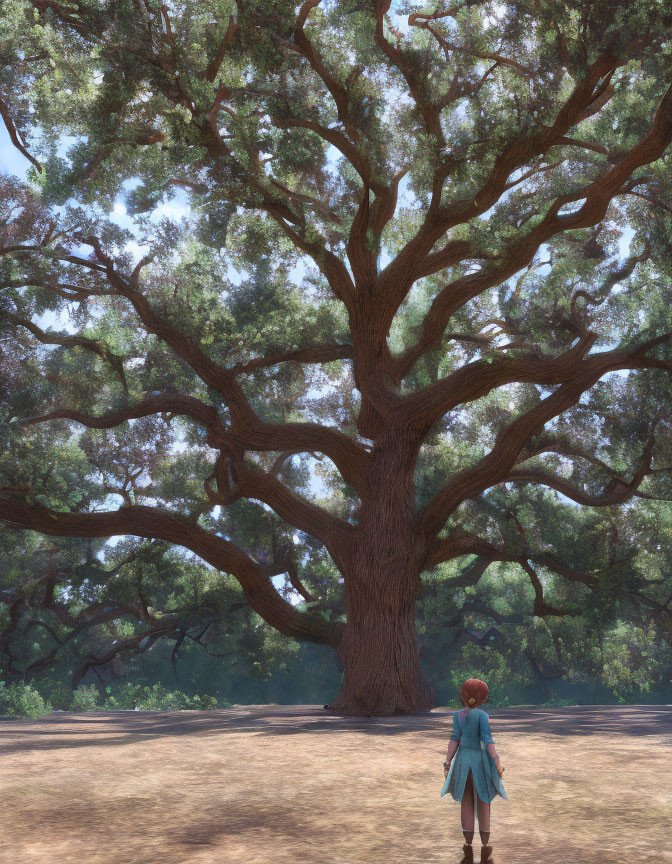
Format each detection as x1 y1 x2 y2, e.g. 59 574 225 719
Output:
151 200 191 221
126 240 151 263
32 307 79 335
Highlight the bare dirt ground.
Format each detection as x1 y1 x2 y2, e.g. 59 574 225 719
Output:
0 704 670 864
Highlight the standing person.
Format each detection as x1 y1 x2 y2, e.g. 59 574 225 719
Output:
440 679 508 863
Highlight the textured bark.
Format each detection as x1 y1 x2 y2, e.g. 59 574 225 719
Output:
330 575 435 715
329 431 435 716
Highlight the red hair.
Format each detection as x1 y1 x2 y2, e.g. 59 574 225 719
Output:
460 678 489 708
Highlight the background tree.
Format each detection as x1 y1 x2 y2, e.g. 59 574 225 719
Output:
1 0 672 715
3 469 672 709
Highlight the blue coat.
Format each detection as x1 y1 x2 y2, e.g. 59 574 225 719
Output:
440 708 508 804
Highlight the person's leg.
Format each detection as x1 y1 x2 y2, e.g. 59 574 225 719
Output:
461 768 475 844
477 798 490 845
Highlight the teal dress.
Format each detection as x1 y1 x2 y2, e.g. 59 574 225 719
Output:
440 708 508 804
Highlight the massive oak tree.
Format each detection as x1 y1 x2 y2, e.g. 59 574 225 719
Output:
1 0 672 714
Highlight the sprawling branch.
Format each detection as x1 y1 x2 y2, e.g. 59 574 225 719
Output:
401 331 600 435
292 0 357 141
513 427 672 482
5 242 369 495
264 204 356 310
0 499 346 648
230 342 353 375
374 1 445 143
14 392 224 435
11 392 361 558
0 553 263 686
4 311 128 394
519 559 574 617
273 112 372 184
417 334 672 539
425 527 599 588
203 15 240 82
232 459 356 568
372 53 625 333
70 619 179 690
387 98 672 413
503 465 672 505
409 14 534 78
396 83 672 380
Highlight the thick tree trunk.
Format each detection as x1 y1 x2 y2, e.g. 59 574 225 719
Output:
327 443 436 716
329 574 436 716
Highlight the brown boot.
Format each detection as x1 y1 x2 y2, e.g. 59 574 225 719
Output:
480 845 493 863
460 844 474 863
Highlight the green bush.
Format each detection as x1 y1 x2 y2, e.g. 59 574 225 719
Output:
72 684 101 711
37 680 74 711
0 681 53 719
104 682 229 711
544 695 577 707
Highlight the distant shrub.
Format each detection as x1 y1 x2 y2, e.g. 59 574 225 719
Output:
72 684 101 711
37 680 74 711
1 679 232 714
544 695 577 707
104 682 230 711
0 681 53 719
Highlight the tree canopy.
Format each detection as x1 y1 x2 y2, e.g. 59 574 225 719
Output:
1 0 672 714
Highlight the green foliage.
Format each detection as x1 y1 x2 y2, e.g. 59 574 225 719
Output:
103 682 226 711
71 683 101 711
599 619 669 700
0 680 53 718
36 679 74 711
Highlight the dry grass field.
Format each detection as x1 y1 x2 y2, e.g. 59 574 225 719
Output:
0 704 670 864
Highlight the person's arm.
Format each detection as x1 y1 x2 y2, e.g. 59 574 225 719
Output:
489 744 504 776
481 713 504 776
443 739 459 777
446 739 459 762
443 715 461 774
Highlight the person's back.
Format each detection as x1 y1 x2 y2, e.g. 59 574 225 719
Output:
456 707 486 750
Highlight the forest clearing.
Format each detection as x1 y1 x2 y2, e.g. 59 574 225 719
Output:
0 704 669 864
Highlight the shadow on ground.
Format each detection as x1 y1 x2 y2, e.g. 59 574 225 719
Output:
0 703 669 752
